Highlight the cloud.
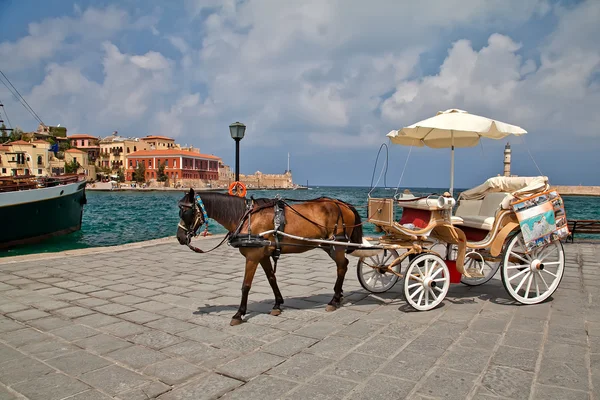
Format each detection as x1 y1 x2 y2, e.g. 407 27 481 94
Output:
1 0 599 185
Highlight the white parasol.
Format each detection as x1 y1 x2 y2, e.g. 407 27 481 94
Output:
386 109 527 195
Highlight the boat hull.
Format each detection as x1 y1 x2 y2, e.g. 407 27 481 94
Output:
0 180 87 250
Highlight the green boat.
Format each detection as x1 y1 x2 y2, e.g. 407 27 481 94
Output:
0 175 87 250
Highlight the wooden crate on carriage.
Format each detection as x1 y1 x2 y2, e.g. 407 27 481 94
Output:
367 198 395 226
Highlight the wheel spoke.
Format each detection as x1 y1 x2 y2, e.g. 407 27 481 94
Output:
409 274 423 283
430 266 443 280
508 268 529 282
538 270 550 290
541 269 558 279
524 273 533 299
434 285 443 293
542 261 561 266
515 271 531 293
417 290 424 306
510 251 530 264
408 282 421 289
410 285 424 299
506 264 528 270
534 272 540 297
425 288 429 306
428 287 438 301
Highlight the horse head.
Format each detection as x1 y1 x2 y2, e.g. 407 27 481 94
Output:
176 188 206 245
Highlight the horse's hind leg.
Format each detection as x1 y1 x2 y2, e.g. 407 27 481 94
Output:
231 255 259 326
260 257 284 316
326 250 349 312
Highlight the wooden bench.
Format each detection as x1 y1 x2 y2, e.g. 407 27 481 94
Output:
566 220 600 242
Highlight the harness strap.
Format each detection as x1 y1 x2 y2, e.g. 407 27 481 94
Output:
186 232 230 253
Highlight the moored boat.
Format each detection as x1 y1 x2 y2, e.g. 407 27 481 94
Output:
0 174 87 250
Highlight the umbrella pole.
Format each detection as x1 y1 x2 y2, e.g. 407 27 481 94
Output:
449 131 454 196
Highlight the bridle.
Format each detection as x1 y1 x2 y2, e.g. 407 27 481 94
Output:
179 194 230 254
178 194 209 242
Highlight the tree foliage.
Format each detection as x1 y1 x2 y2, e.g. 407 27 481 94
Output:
0 123 8 143
58 141 71 152
9 127 23 142
133 162 146 183
157 161 168 182
117 168 125 183
65 159 80 174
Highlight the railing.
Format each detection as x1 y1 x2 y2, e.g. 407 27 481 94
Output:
566 220 600 242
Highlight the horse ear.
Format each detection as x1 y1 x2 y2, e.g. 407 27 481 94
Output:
189 187 195 198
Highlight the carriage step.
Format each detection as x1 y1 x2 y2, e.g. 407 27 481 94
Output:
465 268 486 278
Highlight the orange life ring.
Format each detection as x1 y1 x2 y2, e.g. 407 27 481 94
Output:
228 181 247 197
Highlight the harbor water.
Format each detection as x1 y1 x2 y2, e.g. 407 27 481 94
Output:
2 186 599 257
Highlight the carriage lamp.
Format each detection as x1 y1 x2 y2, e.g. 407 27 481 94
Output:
229 122 246 182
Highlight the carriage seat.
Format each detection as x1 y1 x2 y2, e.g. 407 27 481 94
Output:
453 192 512 230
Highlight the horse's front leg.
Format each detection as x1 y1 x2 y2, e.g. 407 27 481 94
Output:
260 256 284 316
326 250 349 312
231 254 260 326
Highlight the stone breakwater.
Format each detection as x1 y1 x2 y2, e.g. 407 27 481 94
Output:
554 185 600 197
0 236 598 399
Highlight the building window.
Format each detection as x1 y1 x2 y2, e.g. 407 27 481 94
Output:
1 168 5 173
37 169 42 175
127 147 130 153
25 169 29 175
37 155 43 165
134 146 137 152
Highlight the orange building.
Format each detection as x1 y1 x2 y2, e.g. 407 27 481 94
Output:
126 149 221 182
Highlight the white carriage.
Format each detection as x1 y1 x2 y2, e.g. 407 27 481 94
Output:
354 110 568 311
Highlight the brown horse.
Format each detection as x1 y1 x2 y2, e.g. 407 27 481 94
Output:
176 189 363 326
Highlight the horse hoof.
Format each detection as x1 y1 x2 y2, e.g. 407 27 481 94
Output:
325 304 337 312
230 318 243 326
270 309 281 316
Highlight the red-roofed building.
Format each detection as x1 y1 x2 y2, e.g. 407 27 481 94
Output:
68 134 100 163
141 135 175 149
126 149 221 182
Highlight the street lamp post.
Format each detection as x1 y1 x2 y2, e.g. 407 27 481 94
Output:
229 122 246 182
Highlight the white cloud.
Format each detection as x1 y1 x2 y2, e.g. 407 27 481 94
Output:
2 0 599 185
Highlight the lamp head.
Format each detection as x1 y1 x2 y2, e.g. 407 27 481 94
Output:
229 122 246 140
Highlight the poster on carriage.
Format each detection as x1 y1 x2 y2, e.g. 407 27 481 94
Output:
511 190 569 252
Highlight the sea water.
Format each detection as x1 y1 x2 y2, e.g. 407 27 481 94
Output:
2 187 599 257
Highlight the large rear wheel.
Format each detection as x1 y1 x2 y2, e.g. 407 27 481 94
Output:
501 231 565 304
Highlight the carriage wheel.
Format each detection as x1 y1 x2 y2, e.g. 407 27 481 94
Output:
501 231 565 304
460 251 501 286
356 250 401 293
404 253 450 311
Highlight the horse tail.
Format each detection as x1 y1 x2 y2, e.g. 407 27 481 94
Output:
346 204 363 254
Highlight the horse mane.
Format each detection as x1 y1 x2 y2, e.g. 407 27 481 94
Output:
196 192 272 226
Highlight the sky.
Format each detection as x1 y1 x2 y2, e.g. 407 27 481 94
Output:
0 0 598 188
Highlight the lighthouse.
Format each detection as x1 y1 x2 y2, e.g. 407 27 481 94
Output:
503 142 511 177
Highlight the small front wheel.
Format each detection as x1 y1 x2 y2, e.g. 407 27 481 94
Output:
404 253 450 311
501 231 565 304
357 250 401 293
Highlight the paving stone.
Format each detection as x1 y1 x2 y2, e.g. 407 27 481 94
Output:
501 329 543 350
50 324 98 341
213 335 265 353
120 310 163 324
440 345 493 374
222 375 298 400
53 306 95 319
19 339 77 360
0 357 54 386
417 367 479 400
304 335 363 360
0 343 23 363
74 333 132 354
11 372 90 400
470 316 510 334
135 300 173 312
531 384 589 400
58 389 113 400
543 340 587 363
46 350 112 375
0 328 49 347
268 352 333 382
100 321 152 337
74 313 121 327
260 334 319 357
346 374 416 400
480 366 534 399
131 330 185 350
537 360 589 391
144 358 206 385
0 302 29 313
293 320 345 339
217 351 285 381
74 297 110 308
118 381 171 400
490 345 538 372
107 345 169 370
111 294 147 305
403 334 456 358
326 352 386 382
174 342 239 368
0 318 22 333
145 317 197 334
0 385 19 399
157 373 243 400
6 308 50 321
381 349 437 382
81 365 151 395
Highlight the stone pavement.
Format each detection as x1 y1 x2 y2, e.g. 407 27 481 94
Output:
0 236 598 400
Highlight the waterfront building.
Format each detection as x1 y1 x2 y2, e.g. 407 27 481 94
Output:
125 149 221 183
69 134 100 164
0 139 51 177
98 131 148 173
140 135 176 149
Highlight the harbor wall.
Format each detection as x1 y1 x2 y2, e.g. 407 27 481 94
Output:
553 185 600 197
